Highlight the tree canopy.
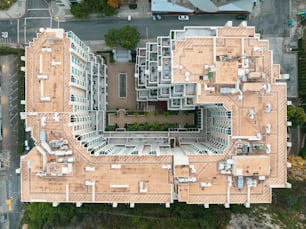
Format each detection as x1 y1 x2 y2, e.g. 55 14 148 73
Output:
104 28 118 48
70 0 117 18
287 105 306 127
118 25 141 50
71 3 90 18
104 25 140 50
107 0 124 8
23 203 77 229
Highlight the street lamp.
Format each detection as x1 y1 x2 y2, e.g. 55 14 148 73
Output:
55 16 60 28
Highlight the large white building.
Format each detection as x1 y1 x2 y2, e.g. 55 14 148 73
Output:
20 23 291 208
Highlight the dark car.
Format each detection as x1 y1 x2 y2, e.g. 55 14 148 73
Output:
236 15 248 20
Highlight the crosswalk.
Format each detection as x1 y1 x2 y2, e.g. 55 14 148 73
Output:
8 180 20 203
9 192 19 202
0 151 10 167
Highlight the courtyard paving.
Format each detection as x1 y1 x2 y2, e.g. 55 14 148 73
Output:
107 62 195 129
107 62 137 110
108 109 195 129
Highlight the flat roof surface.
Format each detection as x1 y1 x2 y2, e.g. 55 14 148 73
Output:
215 61 238 84
21 25 288 206
232 156 271 176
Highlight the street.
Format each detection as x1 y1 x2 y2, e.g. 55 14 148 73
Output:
0 55 22 229
0 0 290 44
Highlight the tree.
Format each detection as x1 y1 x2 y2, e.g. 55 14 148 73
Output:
103 3 116 16
118 25 140 50
88 0 105 12
107 0 123 8
104 26 140 50
71 3 90 18
70 0 115 18
104 28 118 48
23 203 76 229
287 105 306 127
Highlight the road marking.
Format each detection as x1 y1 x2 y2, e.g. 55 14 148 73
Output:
27 8 49 11
6 199 12 212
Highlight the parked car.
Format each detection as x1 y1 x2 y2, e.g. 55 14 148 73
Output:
178 15 189 21
24 140 30 151
236 15 247 20
152 14 162 21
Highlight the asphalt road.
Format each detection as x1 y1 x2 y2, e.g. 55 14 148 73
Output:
0 0 290 44
0 55 22 229
248 0 290 37
63 15 242 40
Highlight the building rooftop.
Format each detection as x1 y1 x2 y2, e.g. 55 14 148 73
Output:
20 24 290 208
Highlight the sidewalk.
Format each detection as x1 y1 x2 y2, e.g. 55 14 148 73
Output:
0 0 26 20
290 0 306 39
50 0 152 22
117 0 151 19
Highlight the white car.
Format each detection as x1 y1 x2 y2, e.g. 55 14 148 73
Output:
178 15 189 21
24 140 30 151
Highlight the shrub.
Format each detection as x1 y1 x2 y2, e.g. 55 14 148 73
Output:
129 4 137 9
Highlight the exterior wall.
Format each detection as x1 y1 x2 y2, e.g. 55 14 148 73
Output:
20 25 290 207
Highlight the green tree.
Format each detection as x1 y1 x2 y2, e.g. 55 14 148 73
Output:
104 28 118 48
287 105 306 127
118 25 140 50
23 203 76 229
104 26 140 49
103 3 116 16
71 3 90 18
88 0 105 13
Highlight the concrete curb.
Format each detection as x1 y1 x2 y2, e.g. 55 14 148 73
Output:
0 0 27 20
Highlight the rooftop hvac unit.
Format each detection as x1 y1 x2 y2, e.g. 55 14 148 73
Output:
36 172 46 177
111 164 121 169
85 166 95 171
249 109 255 120
200 182 212 187
237 176 244 189
266 144 271 154
247 178 257 188
258 176 266 181
265 103 271 112
162 164 171 170
266 123 271 134
178 177 196 183
139 181 147 193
